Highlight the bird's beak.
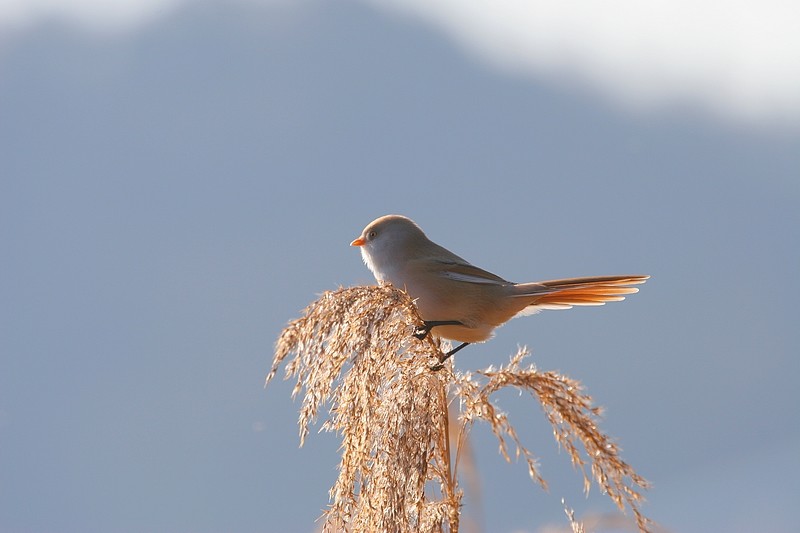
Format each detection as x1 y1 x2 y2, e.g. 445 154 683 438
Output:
350 237 366 247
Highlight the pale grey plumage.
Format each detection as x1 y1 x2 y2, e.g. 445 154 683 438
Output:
352 215 648 344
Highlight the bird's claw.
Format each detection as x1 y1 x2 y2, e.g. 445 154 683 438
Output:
413 325 431 340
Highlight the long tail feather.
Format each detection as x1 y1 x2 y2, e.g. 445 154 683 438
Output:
514 275 649 309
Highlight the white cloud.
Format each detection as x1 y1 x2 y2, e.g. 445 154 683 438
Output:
0 0 185 30
364 0 800 125
2 0 798 124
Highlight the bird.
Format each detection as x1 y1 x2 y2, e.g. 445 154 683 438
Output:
351 214 648 367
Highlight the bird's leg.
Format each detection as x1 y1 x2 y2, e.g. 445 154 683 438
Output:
413 320 465 340
412 320 470 371
430 342 471 371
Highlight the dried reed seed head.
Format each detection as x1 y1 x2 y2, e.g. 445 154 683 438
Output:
270 285 460 531
269 285 652 533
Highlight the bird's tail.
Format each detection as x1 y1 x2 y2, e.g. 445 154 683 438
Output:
513 275 650 311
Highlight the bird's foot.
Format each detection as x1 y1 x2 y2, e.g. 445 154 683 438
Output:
413 324 431 340
428 341 471 371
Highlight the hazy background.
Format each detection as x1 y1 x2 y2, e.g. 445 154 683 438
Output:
1 1 798 532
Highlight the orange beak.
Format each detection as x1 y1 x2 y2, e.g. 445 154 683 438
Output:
350 237 366 247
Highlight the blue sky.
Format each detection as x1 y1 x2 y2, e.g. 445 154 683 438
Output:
1 1 798 532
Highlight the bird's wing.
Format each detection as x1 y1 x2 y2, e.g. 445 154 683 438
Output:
435 259 512 285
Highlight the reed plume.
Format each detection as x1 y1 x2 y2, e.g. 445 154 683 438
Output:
267 285 651 532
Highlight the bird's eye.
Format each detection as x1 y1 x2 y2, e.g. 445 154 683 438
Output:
368 231 377 239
